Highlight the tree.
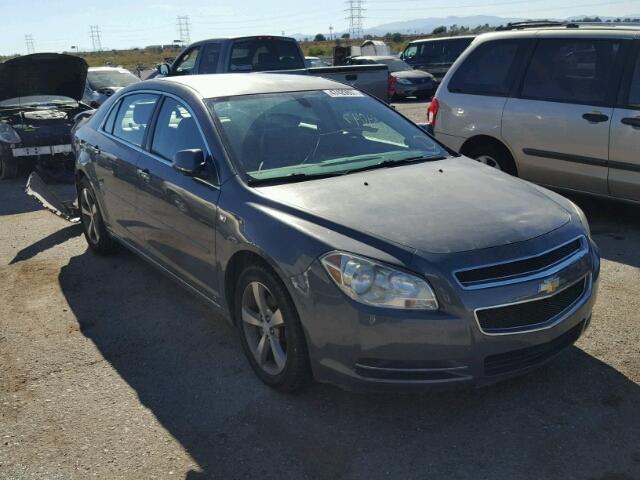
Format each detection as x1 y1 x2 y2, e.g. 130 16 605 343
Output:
314 33 326 42
432 26 447 35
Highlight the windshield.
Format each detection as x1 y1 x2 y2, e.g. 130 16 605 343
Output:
380 59 412 72
208 90 448 184
87 70 140 90
0 95 77 108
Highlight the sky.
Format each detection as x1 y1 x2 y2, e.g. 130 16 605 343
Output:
1 0 639 55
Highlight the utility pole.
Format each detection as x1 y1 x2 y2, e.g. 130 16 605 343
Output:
25 35 35 54
89 25 102 52
345 0 365 40
329 25 334 40
176 16 191 46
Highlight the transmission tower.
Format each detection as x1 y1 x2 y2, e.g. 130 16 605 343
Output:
345 0 365 39
25 34 35 54
329 25 334 40
176 16 191 46
89 25 102 51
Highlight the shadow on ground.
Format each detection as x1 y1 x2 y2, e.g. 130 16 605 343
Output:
58 247 640 480
0 177 76 217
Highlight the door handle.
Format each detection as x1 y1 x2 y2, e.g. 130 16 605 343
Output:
137 168 151 182
621 117 640 128
582 112 608 123
346 74 358 81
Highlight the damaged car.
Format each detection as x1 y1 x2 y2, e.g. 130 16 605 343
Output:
0 53 92 180
83 66 141 108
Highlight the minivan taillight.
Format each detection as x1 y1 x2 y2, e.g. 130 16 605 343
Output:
427 97 439 128
388 74 397 101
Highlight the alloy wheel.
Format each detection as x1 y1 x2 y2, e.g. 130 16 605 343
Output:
475 154 502 171
80 187 101 245
241 281 287 375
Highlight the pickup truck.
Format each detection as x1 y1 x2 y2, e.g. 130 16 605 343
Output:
156 36 391 101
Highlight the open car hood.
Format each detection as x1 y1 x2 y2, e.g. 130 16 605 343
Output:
0 53 88 103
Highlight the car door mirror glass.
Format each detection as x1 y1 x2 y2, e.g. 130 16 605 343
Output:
174 149 204 175
157 63 170 76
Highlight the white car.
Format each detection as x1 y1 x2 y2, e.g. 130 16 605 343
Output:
428 22 640 204
83 66 141 107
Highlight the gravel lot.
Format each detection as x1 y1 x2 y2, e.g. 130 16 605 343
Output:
1 101 639 479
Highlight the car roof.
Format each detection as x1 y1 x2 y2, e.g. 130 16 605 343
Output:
188 35 298 47
408 35 476 44
475 24 640 41
156 73 352 98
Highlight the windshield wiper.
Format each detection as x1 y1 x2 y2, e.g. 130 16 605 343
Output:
343 154 449 175
247 171 344 186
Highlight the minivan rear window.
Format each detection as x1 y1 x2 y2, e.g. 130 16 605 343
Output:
448 40 520 96
521 39 622 106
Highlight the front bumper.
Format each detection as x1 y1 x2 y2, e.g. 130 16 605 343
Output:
395 82 434 98
290 231 600 392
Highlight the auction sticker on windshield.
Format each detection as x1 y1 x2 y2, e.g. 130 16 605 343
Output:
323 89 365 97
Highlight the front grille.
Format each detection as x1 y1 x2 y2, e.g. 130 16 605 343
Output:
476 277 587 333
484 320 584 376
456 238 584 287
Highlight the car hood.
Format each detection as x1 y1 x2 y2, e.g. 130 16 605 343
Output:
392 70 434 80
257 157 572 255
0 53 88 102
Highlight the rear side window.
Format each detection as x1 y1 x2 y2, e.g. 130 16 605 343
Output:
521 39 622 105
112 94 159 147
448 40 520 96
103 99 121 134
229 39 304 72
151 97 206 162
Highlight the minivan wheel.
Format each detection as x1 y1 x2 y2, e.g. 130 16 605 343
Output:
78 178 117 255
466 143 518 176
235 265 311 392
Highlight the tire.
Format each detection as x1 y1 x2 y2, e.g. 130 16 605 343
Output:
466 142 518 176
78 178 118 255
235 264 311 392
0 156 18 179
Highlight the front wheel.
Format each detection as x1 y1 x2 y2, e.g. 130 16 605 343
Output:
235 264 311 392
78 178 118 255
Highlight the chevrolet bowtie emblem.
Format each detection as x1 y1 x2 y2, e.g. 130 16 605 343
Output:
539 276 561 295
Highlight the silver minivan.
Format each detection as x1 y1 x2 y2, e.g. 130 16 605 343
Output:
429 23 640 204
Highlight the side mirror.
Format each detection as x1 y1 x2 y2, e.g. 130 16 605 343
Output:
157 63 171 76
173 149 204 175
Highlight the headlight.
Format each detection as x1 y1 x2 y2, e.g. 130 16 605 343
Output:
570 201 591 238
396 78 412 85
321 252 438 310
0 122 21 144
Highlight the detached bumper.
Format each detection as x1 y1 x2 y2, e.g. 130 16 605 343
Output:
12 144 72 157
290 237 600 392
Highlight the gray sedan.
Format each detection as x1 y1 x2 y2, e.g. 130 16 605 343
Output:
72 73 599 392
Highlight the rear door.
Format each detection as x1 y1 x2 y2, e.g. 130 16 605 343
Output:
94 93 159 242
135 95 221 299
609 42 640 202
502 37 626 194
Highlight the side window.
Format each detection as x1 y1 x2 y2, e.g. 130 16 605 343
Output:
626 51 640 107
521 39 621 105
103 99 121 134
174 47 200 75
200 43 221 74
151 97 206 162
112 94 159 147
448 40 520 96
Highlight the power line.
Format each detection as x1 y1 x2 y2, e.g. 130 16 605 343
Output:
176 16 191 46
345 0 365 39
25 34 35 54
89 25 102 51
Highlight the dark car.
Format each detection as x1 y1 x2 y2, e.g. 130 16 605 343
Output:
0 53 91 180
72 73 599 392
347 55 436 99
401 36 475 83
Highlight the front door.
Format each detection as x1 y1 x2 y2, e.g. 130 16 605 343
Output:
502 38 625 194
135 96 221 299
609 45 640 202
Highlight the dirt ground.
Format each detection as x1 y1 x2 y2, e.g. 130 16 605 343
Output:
1 115 639 478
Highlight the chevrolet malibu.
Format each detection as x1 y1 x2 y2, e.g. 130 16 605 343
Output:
72 73 600 392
